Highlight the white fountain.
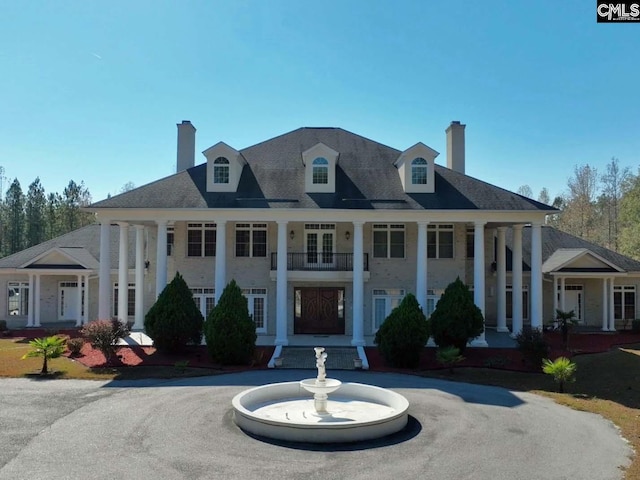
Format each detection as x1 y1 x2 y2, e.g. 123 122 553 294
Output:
232 347 409 443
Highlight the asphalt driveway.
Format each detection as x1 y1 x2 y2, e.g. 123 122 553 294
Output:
0 371 632 480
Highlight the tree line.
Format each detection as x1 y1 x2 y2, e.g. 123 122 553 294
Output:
519 157 640 260
0 177 95 257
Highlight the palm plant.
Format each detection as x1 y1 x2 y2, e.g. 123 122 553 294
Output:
21 335 67 375
436 346 465 373
555 309 578 349
542 356 577 393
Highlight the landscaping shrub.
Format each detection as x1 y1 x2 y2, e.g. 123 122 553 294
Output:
542 356 577 393
66 337 85 356
21 335 66 375
374 293 429 368
81 319 130 364
436 346 464 373
204 279 256 365
515 326 550 368
144 272 204 353
429 277 484 353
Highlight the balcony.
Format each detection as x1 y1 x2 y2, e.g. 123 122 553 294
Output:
270 252 369 272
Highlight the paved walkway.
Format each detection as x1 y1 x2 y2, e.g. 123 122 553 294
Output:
0 371 631 480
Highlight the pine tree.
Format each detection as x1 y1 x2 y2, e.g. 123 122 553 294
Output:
5 179 25 255
25 178 46 247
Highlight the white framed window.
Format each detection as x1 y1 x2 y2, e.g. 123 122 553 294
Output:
191 287 215 318
113 283 136 317
427 224 454 259
213 157 230 184
372 224 405 259
614 285 636 320
187 223 216 257
507 285 529 320
167 226 174 256
425 289 444 317
411 157 428 185
243 288 267 333
466 228 474 258
312 157 329 184
372 288 405 331
235 223 267 257
8 281 29 316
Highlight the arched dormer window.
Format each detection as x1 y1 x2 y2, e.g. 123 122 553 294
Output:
213 157 230 184
312 157 329 184
411 157 428 185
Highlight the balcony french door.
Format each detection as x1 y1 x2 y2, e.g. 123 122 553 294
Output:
305 224 335 268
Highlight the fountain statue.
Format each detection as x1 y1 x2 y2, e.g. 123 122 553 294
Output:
300 347 342 414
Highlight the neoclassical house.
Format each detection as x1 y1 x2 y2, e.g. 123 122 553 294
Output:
2 121 639 365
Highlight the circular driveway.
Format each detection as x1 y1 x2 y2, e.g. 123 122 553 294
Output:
0 371 631 480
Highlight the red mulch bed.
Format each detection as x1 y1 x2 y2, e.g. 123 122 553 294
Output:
6 328 640 372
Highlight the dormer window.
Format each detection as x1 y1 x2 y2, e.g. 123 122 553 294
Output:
213 157 230 184
312 157 329 184
411 158 428 185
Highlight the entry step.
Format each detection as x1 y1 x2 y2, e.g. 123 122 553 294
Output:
278 347 359 370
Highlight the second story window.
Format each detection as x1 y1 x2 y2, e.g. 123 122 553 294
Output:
187 223 216 257
312 157 329 184
236 223 267 257
372 224 405 258
411 157 428 185
428 224 454 259
167 226 174 256
213 157 230 184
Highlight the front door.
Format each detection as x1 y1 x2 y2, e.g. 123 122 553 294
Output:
294 287 345 334
559 285 584 324
59 281 80 321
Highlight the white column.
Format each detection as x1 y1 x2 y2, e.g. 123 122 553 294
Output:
352 221 365 346
117 222 129 324
275 221 289 346
496 227 508 332
511 225 523 336
75 274 83 327
530 223 543 330
34 275 41 327
602 277 609 331
416 221 428 310
82 274 89 325
134 225 145 330
470 221 488 347
98 219 111 320
155 220 168 299
27 273 34 327
609 278 616 331
553 275 558 319
214 220 227 303
560 276 566 311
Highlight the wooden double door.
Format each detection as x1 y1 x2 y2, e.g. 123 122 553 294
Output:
294 287 345 334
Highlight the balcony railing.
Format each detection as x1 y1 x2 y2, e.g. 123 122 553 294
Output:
270 252 369 272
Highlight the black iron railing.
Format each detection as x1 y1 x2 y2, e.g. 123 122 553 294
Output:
270 252 369 271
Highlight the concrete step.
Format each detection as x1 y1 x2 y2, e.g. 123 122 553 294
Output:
279 347 359 370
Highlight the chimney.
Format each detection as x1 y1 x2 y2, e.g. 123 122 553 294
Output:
446 120 465 174
176 120 196 172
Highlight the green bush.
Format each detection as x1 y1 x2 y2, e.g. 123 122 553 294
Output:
374 293 429 368
515 327 550 368
436 346 464 373
144 272 204 353
66 337 85 356
81 319 130 364
429 277 484 353
542 356 577 393
204 279 256 365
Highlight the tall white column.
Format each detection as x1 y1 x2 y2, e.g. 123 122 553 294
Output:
553 275 558 317
82 274 89 325
530 222 543 330
602 277 609 331
470 221 488 347
155 220 168 299
560 276 566 311
609 278 616 331
416 221 428 311
27 273 34 327
214 220 227 303
98 219 111 319
496 227 508 332
34 275 41 327
511 225 523 336
134 225 145 330
117 222 129 324
275 221 289 346
352 221 365 346
75 274 83 327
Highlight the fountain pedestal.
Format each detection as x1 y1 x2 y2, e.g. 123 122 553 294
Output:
299 378 342 414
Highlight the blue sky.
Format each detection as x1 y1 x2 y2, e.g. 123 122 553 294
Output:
1 1 638 203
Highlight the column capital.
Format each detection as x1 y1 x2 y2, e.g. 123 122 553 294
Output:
155 219 168 226
531 221 543 228
512 224 524 231
416 220 429 227
115 221 129 227
215 218 228 225
496 226 508 233
474 220 487 228
134 224 145 231
352 220 365 228
276 220 289 226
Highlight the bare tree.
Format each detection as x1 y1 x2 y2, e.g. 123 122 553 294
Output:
517 185 533 198
560 165 600 242
600 157 630 252
538 187 551 205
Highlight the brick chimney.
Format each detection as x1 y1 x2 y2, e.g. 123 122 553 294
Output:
446 121 465 174
176 120 196 172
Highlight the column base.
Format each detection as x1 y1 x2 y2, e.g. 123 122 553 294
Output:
274 338 289 347
496 326 510 333
469 337 488 347
350 339 366 347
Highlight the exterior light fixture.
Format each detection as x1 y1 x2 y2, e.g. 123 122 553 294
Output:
289 230 295 240
345 231 351 240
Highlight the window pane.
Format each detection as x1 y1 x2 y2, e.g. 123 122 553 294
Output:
624 291 635 319
466 231 474 258
313 167 328 184
389 231 404 258
506 291 513 319
614 292 622 319
412 165 427 184
439 231 454 258
252 297 265 329
187 229 202 257
374 298 386 329
236 230 250 257
252 230 267 257
204 229 216 257
373 230 388 258
427 231 436 259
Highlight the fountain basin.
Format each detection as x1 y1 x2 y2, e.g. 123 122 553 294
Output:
299 378 342 395
232 381 409 443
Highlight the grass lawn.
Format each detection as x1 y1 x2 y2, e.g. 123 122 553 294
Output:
1 336 638 478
